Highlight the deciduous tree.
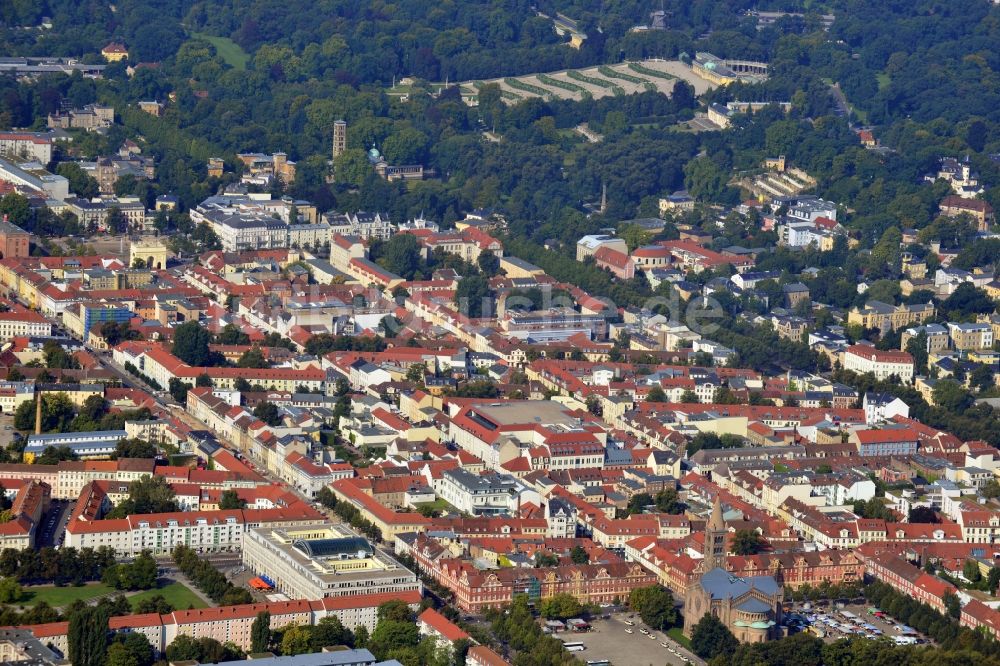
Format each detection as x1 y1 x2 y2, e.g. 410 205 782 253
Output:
219 489 246 510
731 529 765 555
172 321 212 366
629 585 677 630
539 593 582 620
251 611 271 653
252 401 283 426
690 612 738 660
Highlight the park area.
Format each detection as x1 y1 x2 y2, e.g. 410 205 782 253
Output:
128 581 207 611
191 32 250 69
18 582 115 607
13 579 206 611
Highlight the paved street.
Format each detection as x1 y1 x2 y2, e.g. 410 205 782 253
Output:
828 83 853 126
97 347 175 406
35 499 72 548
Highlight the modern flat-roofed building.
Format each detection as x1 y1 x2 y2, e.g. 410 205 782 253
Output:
24 430 127 462
447 399 608 470
498 256 545 279
213 649 380 666
241 523 420 600
0 132 53 163
576 234 627 261
500 308 607 342
0 57 106 80
0 156 68 200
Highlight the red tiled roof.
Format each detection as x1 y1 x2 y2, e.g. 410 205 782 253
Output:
467 645 511 665
593 246 632 269
0 132 51 145
332 478 432 527
914 572 957 598
941 195 993 213
845 345 913 364
853 428 920 444
631 245 672 259
418 608 470 642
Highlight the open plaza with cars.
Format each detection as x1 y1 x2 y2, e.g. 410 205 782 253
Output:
540 598 931 665
783 601 930 645
547 613 700 666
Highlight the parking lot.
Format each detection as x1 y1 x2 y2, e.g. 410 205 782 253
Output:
783 601 931 646
553 614 700 665
36 499 72 548
0 414 19 452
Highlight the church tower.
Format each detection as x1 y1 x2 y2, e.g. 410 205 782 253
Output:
703 495 726 571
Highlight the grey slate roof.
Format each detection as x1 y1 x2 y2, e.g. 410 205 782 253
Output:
700 567 780 600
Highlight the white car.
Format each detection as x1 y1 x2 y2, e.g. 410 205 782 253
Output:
661 642 670 648
647 633 657 640
625 628 634 634
623 620 634 626
639 627 649 634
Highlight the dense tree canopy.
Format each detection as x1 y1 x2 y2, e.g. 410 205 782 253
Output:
106 476 178 518
172 321 213 366
629 585 678 630
691 612 739 661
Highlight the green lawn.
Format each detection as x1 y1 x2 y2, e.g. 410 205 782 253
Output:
412 498 458 515
130 581 207 611
667 626 692 650
876 72 890 91
20 582 115 607
192 32 250 70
